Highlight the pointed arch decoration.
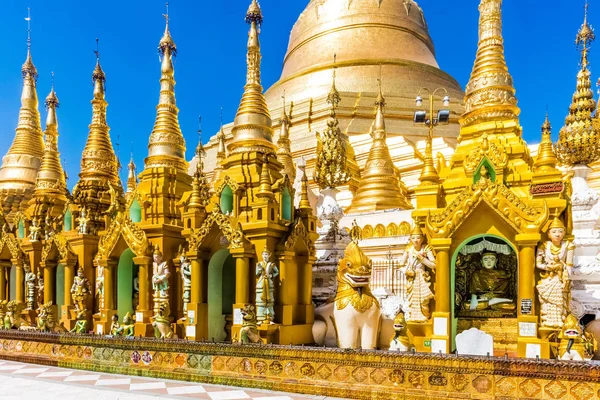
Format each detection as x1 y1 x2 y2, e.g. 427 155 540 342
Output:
95 212 150 262
41 233 77 264
463 134 508 176
278 218 316 257
0 231 22 260
187 208 251 251
216 176 240 196
426 176 548 238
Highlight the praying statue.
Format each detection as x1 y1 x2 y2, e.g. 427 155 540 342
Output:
463 251 515 311
152 245 170 311
24 264 36 310
180 255 192 315
536 217 575 328
256 248 279 324
71 267 91 312
398 226 436 322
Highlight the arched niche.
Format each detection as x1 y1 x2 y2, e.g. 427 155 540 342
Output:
17 220 25 239
207 248 236 342
282 187 292 221
64 209 73 232
220 186 234 215
117 248 135 319
129 199 142 223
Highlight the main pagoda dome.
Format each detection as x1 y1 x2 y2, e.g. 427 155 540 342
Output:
264 0 462 105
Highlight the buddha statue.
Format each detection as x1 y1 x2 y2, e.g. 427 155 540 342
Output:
463 251 515 311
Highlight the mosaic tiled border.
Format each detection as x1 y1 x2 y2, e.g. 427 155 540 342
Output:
0 330 599 399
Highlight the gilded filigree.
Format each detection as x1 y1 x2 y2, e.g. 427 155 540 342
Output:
95 212 150 262
278 218 315 256
41 234 76 263
188 208 250 251
463 134 508 173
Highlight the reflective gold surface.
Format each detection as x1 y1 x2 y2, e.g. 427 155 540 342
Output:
345 84 410 213
276 102 295 181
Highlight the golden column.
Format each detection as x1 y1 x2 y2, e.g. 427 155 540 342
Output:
429 237 452 354
63 261 75 307
133 255 153 336
42 263 56 304
13 259 24 302
276 251 298 326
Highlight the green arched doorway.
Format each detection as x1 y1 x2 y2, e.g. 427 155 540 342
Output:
117 249 136 320
207 249 236 342
56 264 65 310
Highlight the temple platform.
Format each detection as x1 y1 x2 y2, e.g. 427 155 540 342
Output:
0 330 599 399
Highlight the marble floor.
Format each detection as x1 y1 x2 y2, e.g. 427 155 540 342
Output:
0 360 347 400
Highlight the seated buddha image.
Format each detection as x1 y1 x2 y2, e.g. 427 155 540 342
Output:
462 251 516 311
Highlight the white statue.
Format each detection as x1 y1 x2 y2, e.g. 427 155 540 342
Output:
256 248 278 324
24 264 36 310
398 226 435 322
180 255 192 314
536 217 575 328
28 218 41 241
152 245 170 311
77 208 89 235
95 265 104 312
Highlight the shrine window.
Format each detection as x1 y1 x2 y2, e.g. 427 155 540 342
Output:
282 187 292 221
17 219 25 238
129 199 142 223
63 209 72 232
220 185 234 214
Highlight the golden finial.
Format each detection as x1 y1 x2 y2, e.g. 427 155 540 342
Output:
126 153 137 194
461 0 519 130
145 4 187 173
257 156 274 199
45 72 59 109
555 2 600 166
346 78 411 213
229 0 275 156
299 168 312 212
22 7 37 79
277 92 296 181
534 113 560 173
313 55 351 190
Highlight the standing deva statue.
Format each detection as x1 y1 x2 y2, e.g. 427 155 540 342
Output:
152 245 170 312
24 264 36 310
255 248 279 325
71 267 91 313
399 226 435 322
180 254 192 315
536 217 575 328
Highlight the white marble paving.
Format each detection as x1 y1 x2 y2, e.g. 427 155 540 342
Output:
166 385 207 395
94 377 132 386
208 390 252 400
129 381 167 390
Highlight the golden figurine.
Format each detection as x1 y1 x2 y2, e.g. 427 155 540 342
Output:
152 302 175 339
239 304 260 344
70 267 91 313
115 312 135 337
152 245 170 312
463 251 515 311
70 309 88 334
24 263 36 310
398 226 435 322
110 314 120 335
28 217 41 241
536 218 575 328
389 312 413 352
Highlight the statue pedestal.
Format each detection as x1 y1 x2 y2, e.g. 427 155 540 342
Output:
428 311 450 354
406 321 432 352
60 305 77 331
21 309 37 326
93 309 117 335
517 315 551 359
257 323 280 344
183 302 208 341
134 310 155 337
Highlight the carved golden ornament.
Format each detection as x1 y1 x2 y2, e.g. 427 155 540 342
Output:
188 208 249 251
463 134 508 173
427 177 548 237
279 218 315 256
95 212 150 262
555 6 600 166
41 234 76 263
0 231 22 259
215 176 240 196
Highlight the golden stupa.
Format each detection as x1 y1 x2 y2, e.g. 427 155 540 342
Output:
197 0 465 206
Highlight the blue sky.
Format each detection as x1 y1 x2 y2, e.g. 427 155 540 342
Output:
0 1 596 187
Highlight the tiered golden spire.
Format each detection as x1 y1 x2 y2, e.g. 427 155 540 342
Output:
346 81 411 213
29 77 69 221
212 124 227 188
534 114 560 174
299 168 312 213
0 8 44 196
145 3 188 172
228 0 276 156
78 40 120 186
555 2 600 166
189 118 210 208
276 94 296 181
313 56 351 190
460 0 519 132
126 154 137 194
257 156 274 199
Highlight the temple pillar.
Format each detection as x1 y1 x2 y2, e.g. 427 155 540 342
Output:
230 250 254 341
64 261 75 307
429 238 452 354
13 258 24 302
276 251 298 326
60 260 78 330
133 255 154 337
185 254 208 340
42 262 56 304
515 233 546 358
93 259 118 335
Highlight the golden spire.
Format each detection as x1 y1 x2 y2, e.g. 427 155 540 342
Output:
212 122 227 188
228 0 276 156
256 156 274 199
346 81 411 213
0 7 44 194
461 0 519 130
299 167 312 213
276 93 296 181
126 153 137 194
189 117 210 208
534 113 560 173
145 2 188 172
313 55 351 190
555 2 600 166
34 75 67 197
79 39 120 185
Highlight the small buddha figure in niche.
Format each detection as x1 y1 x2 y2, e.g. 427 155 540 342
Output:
463 251 515 311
